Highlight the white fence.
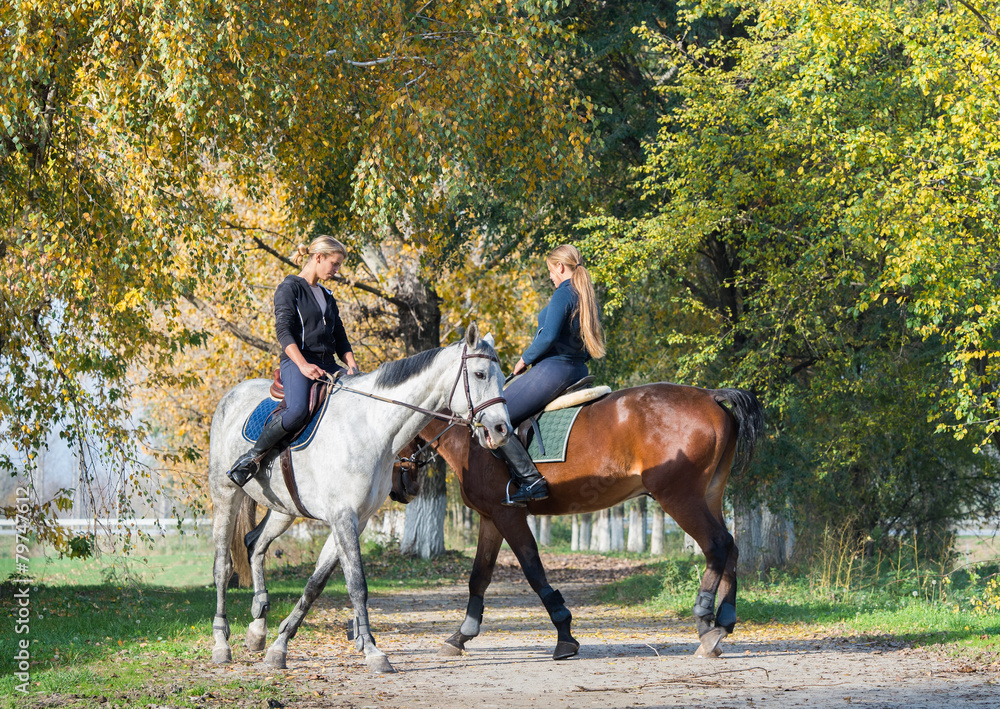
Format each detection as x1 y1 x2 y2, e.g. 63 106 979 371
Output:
0 518 210 536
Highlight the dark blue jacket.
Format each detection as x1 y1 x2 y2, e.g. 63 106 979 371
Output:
521 280 589 365
274 275 352 366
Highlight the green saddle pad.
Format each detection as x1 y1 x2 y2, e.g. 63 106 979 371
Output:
525 406 583 464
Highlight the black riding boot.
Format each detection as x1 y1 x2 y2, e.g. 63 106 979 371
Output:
226 415 288 487
497 437 549 507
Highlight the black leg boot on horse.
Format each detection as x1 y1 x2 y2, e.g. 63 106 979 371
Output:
226 415 288 487
496 437 549 507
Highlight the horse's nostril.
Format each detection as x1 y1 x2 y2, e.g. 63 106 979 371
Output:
495 423 507 436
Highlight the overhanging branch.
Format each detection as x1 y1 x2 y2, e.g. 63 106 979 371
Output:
223 223 409 310
181 291 280 355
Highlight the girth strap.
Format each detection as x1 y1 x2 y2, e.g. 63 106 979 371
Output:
281 448 316 519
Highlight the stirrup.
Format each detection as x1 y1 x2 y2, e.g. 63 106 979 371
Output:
226 456 259 487
501 479 527 507
502 479 548 507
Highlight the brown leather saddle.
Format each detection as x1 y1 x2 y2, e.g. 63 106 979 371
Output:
268 368 330 519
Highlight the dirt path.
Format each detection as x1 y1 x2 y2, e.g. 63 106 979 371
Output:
184 556 1000 709
191 552 999 709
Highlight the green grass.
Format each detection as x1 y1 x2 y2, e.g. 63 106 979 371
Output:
4 532 999 707
596 555 1000 657
0 533 479 708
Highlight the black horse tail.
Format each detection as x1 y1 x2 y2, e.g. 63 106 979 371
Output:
711 389 765 474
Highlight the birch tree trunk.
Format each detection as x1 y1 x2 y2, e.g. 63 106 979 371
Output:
361 243 449 558
538 515 551 546
733 499 795 575
627 497 647 553
610 503 625 551
594 508 611 552
571 514 581 550
579 513 592 551
650 505 665 556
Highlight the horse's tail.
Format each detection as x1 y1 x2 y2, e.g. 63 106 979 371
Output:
712 389 765 474
230 496 257 588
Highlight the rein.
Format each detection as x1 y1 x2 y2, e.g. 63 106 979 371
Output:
394 421 458 472
325 344 506 430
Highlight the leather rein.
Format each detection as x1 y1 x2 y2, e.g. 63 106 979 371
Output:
324 343 507 430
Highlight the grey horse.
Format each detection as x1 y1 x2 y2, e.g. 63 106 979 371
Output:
208 325 510 672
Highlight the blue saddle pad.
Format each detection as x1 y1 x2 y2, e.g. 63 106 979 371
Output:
241 395 329 451
526 406 583 464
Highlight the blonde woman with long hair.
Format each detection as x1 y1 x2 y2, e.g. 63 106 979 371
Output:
498 244 606 506
226 236 360 487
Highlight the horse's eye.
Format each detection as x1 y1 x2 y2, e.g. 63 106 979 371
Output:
475 371 486 380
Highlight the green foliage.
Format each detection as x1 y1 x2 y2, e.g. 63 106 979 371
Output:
1 0 593 542
577 0 1000 538
62 534 95 560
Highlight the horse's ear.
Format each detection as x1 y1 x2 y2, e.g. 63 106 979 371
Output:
465 322 480 348
483 332 495 348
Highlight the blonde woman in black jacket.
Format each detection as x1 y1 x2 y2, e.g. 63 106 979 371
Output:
227 236 359 486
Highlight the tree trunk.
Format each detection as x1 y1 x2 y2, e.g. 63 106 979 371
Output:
578 513 592 551
526 514 537 539
610 504 625 551
571 514 581 551
627 497 647 553
650 505 665 556
361 242 448 558
594 508 611 552
400 456 447 559
733 499 795 575
538 515 551 546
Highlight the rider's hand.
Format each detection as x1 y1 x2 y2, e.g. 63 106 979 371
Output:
299 362 327 380
512 358 528 376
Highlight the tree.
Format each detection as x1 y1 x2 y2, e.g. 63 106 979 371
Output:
2 0 593 546
577 0 1000 553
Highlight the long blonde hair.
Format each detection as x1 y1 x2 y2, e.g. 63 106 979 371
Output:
292 235 347 266
547 244 605 359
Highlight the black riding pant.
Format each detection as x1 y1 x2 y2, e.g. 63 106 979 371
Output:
278 356 343 432
503 357 589 427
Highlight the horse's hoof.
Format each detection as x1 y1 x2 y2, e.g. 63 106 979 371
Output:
366 654 395 673
211 647 232 664
694 627 727 658
439 641 464 657
246 628 267 652
553 640 580 660
263 647 287 669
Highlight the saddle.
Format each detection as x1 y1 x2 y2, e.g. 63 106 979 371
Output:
269 368 328 411
516 376 612 453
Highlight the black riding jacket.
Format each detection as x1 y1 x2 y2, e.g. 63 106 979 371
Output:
274 275 352 366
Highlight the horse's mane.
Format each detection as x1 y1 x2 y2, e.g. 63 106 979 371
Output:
373 339 499 389
374 347 443 388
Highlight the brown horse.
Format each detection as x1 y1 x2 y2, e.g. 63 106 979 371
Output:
394 383 764 659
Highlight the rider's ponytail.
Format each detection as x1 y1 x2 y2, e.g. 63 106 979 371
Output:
547 244 605 359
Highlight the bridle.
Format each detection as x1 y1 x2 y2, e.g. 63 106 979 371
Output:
447 344 508 429
325 343 507 430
